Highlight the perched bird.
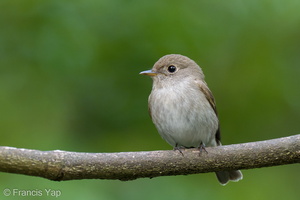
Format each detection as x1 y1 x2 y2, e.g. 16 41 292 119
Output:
140 54 243 185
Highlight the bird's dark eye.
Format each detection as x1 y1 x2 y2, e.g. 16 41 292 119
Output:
167 65 177 73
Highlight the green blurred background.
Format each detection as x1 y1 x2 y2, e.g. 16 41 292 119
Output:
0 0 299 199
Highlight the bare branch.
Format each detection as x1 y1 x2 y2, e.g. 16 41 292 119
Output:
0 135 299 181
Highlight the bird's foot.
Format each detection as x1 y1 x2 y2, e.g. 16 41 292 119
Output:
174 144 185 156
197 142 208 156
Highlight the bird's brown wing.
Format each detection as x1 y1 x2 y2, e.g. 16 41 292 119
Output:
198 81 221 145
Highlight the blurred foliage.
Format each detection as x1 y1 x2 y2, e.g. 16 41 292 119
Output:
0 0 299 199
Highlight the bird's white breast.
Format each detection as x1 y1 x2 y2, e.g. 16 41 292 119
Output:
149 78 218 148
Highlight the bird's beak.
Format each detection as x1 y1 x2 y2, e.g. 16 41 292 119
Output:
139 70 158 76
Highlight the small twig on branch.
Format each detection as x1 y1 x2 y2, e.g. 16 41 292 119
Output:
0 135 299 181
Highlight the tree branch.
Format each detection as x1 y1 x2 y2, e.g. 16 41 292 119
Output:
0 135 299 181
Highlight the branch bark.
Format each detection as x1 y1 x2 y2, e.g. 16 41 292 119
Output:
0 135 299 181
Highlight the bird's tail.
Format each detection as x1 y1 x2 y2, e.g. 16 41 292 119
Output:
214 140 243 185
215 170 243 185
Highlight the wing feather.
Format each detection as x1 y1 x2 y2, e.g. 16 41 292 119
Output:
198 81 221 145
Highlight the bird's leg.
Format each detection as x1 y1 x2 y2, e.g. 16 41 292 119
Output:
174 143 185 156
197 142 208 155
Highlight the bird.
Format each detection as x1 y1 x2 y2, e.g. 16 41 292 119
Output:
140 54 243 185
